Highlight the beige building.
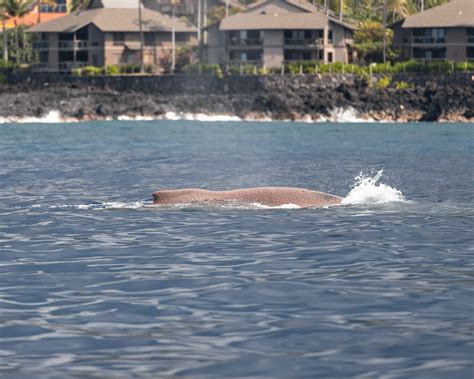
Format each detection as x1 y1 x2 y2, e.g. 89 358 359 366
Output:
28 0 197 73
392 0 474 62
206 0 355 67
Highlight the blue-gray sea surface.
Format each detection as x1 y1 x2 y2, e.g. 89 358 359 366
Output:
0 120 473 379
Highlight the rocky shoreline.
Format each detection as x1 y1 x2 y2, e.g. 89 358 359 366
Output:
1 74 473 122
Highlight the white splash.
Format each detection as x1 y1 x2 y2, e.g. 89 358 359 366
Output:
251 202 301 209
117 115 155 121
0 110 77 124
326 107 375 123
162 112 242 122
0 108 377 124
342 169 407 205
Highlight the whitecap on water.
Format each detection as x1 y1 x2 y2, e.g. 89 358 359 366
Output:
342 169 408 205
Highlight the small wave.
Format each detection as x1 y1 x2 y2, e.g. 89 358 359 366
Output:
342 169 407 205
40 200 302 211
46 201 152 210
0 110 79 124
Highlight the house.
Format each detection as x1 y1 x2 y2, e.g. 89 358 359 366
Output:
27 0 197 73
392 0 474 62
206 0 355 67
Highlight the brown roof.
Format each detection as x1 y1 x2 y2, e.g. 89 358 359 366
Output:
220 0 355 31
220 12 328 30
28 7 197 33
403 0 474 28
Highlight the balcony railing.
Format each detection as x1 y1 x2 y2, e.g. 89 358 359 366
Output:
31 63 49 72
413 57 446 62
412 36 446 44
284 38 323 47
58 61 88 72
58 40 89 49
226 60 262 66
228 38 263 47
33 41 49 49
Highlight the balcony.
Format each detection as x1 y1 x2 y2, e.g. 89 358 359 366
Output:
412 36 446 44
228 38 263 48
33 41 49 50
58 40 89 49
284 38 323 47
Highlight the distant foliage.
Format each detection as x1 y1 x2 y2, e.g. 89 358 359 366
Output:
354 21 394 64
310 0 450 23
159 44 198 74
183 63 223 78
375 75 392 89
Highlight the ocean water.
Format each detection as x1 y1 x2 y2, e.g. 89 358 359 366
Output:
0 120 473 379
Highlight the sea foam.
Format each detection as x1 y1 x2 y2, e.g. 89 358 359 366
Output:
342 169 407 205
0 110 75 124
0 108 376 124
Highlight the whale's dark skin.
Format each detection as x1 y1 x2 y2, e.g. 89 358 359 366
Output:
152 187 342 208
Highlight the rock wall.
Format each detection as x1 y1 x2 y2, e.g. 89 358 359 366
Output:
1 73 473 122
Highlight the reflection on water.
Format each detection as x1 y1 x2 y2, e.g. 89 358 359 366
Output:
0 120 473 378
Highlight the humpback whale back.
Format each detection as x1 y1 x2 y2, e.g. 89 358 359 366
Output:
153 187 342 208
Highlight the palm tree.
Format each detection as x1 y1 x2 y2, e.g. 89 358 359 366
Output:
0 0 9 62
388 0 415 21
5 0 35 63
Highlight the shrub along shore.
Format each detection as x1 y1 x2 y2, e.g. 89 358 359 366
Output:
0 62 473 123
68 60 474 78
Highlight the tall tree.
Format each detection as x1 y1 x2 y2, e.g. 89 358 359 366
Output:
388 0 415 21
0 0 9 62
5 0 35 63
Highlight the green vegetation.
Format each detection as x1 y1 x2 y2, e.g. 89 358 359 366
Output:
71 64 155 76
311 0 449 24
375 75 391 89
394 81 414 89
183 63 223 78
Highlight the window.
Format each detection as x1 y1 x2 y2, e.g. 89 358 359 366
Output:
113 32 125 46
468 29 474 44
327 52 333 62
247 30 261 40
413 28 446 43
466 47 474 60
40 0 66 13
229 50 262 61
328 30 333 44
176 33 188 43
283 51 311 61
144 33 155 46
413 48 446 60
39 51 48 63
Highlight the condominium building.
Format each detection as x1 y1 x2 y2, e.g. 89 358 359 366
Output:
28 0 197 73
392 0 474 62
206 0 356 67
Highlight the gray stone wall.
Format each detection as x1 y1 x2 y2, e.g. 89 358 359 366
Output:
10 72 473 95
